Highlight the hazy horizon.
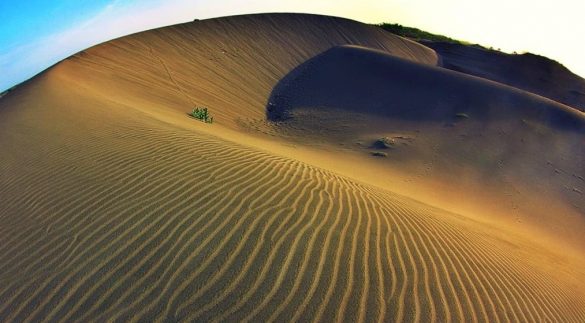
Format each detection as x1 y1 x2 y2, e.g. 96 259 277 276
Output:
1 0 584 92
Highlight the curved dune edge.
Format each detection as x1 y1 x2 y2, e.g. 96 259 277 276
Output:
268 44 585 130
55 13 437 129
423 40 585 112
0 13 584 321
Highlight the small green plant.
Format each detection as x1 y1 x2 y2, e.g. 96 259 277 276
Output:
189 107 213 123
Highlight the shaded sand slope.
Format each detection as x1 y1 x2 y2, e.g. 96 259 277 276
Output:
267 45 585 248
1 69 584 322
422 41 585 112
1 13 585 322
268 45 584 128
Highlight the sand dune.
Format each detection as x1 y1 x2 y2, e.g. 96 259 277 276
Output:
57 13 436 129
1 13 584 321
268 45 584 128
423 41 585 112
266 44 585 248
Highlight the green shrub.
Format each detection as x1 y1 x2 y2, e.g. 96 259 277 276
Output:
378 23 464 43
189 107 213 123
377 23 483 48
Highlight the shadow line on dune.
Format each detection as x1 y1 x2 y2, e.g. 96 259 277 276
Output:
265 45 585 132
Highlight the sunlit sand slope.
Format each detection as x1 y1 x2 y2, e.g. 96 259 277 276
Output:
0 75 584 322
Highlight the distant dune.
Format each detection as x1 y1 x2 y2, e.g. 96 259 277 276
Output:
269 45 584 127
1 13 584 321
423 41 585 112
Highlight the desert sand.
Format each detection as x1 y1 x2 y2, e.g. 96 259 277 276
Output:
0 13 584 322
423 41 585 112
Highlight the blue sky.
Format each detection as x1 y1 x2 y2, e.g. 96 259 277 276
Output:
1 0 584 92
0 0 167 91
1 0 115 90
0 1 110 49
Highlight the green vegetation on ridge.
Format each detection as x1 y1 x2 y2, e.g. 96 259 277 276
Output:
377 23 485 49
377 23 466 44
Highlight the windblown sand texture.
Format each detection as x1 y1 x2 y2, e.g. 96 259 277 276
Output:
1 13 584 322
